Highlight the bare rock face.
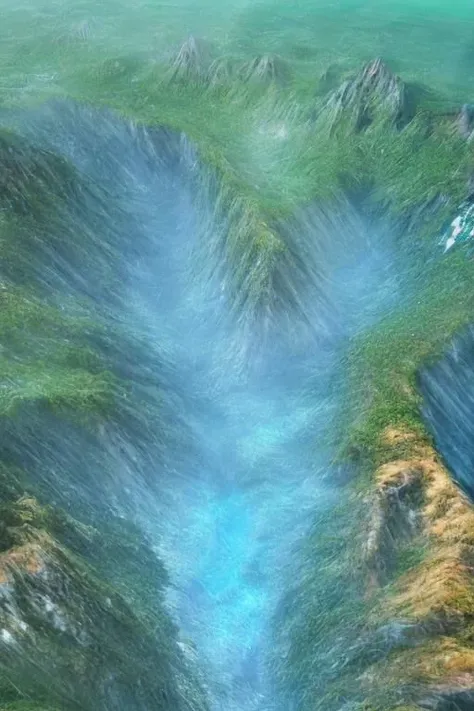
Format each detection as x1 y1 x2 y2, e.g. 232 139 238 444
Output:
168 43 290 88
239 54 290 85
0 496 208 710
207 57 235 87
363 463 423 587
457 104 474 141
321 58 410 131
168 35 212 82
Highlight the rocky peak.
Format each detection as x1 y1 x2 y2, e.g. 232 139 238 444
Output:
207 57 234 87
322 58 410 131
239 54 290 85
169 35 211 82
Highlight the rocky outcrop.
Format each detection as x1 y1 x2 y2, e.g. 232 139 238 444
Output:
168 45 289 88
168 35 212 82
0 496 209 710
207 57 235 87
457 104 474 141
239 54 290 85
269 426 474 711
357 430 474 709
363 461 423 587
320 58 412 131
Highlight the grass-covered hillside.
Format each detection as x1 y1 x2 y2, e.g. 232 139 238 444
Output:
2 1 474 709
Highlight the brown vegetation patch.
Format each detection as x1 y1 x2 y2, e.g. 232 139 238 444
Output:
365 431 474 619
388 547 474 619
382 427 418 447
0 542 45 584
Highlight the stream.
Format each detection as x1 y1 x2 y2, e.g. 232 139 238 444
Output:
2 100 407 710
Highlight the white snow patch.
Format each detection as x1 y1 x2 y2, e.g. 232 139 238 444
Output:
41 595 69 632
1 628 14 644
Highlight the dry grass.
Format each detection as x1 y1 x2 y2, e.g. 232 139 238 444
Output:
389 548 474 619
381 427 418 447
356 430 474 706
370 433 474 619
0 542 46 584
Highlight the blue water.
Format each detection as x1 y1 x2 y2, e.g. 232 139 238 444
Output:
157 216 403 710
2 101 407 710
165 393 332 710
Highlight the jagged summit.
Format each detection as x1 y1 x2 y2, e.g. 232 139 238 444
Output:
168 34 212 82
168 44 289 88
321 58 410 131
207 57 235 87
239 54 290 85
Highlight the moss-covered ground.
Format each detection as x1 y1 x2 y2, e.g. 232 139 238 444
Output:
344 245 474 463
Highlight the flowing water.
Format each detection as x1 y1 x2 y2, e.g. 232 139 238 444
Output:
0 100 411 709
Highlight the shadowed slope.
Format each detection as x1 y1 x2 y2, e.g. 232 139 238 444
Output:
0 106 213 710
